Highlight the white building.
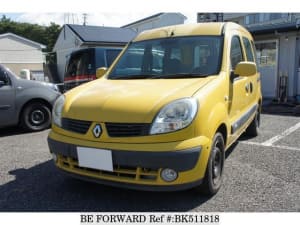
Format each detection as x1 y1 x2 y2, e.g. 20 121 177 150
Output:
0 32 46 76
121 13 187 33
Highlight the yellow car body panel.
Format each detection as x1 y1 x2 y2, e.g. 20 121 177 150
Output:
48 22 262 192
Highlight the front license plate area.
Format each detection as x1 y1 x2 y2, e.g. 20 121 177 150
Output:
77 147 113 172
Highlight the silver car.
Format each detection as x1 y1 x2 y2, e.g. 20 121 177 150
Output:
0 64 60 131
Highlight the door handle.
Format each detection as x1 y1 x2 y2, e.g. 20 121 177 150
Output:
245 83 250 92
245 82 253 93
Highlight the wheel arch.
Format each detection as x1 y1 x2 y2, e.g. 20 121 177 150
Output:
215 123 228 149
18 98 52 125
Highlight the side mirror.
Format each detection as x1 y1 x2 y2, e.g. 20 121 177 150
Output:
96 67 108 79
234 62 257 77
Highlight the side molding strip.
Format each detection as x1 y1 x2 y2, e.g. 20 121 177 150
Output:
231 104 258 134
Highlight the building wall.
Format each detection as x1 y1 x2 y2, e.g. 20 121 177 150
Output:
125 13 186 33
253 29 299 100
0 36 45 75
296 38 300 96
198 13 300 100
53 25 83 82
278 34 297 98
2 63 44 76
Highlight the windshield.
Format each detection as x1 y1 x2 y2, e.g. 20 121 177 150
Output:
108 36 223 79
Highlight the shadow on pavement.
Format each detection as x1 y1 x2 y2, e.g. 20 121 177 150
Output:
262 102 300 117
0 160 213 212
0 126 29 138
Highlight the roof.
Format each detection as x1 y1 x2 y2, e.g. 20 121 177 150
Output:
133 23 226 42
247 21 300 35
67 24 137 44
0 32 46 49
121 13 187 28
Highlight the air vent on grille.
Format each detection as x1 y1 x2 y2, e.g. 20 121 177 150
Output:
61 118 92 134
105 123 151 137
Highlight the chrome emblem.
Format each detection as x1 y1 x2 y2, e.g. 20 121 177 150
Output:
93 124 102 138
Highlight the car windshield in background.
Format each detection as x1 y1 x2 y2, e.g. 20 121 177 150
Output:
109 36 223 79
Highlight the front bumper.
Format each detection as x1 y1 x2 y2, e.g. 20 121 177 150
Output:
48 132 211 191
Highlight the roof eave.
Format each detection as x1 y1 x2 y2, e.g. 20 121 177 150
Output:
247 22 300 35
81 41 129 47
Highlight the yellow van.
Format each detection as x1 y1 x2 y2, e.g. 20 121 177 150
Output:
48 22 262 195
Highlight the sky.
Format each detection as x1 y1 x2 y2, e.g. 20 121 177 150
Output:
2 0 299 28
0 12 197 27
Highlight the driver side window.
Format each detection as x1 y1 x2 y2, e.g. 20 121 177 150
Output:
0 67 10 86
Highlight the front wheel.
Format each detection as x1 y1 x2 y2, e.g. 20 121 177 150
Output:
196 132 225 195
21 102 51 131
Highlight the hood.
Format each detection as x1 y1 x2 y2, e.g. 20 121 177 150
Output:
16 78 58 91
64 77 214 123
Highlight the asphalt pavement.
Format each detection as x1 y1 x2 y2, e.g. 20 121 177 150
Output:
0 113 299 212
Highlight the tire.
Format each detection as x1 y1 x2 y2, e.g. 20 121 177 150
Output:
196 132 225 195
245 108 260 137
21 102 51 131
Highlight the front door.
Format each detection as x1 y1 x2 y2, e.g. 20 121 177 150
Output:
228 35 249 120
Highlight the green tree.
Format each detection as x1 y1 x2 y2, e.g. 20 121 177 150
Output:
0 15 61 52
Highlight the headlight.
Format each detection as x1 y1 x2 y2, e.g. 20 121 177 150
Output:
52 95 65 127
44 82 59 92
150 98 198 135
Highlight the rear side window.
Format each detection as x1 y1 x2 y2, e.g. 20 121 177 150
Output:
250 40 258 64
230 36 244 69
66 49 95 78
242 37 254 62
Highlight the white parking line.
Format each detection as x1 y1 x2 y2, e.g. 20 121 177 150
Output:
241 141 300 151
240 120 300 151
261 121 300 146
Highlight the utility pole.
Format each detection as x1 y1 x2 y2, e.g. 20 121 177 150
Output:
83 13 88 26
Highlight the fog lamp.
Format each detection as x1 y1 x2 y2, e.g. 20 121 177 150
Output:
161 168 178 182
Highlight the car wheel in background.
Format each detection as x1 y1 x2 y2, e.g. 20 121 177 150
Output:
21 102 51 131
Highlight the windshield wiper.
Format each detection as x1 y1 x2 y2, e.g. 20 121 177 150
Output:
109 73 211 80
148 73 211 79
109 75 151 80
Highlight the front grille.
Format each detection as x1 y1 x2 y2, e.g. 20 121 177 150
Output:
105 123 151 137
57 155 159 182
61 118 92 134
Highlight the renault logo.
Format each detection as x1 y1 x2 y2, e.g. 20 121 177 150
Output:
93 124 102 138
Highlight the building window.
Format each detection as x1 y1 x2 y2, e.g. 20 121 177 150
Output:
245 14 260 25
255 42 277 67
245 13 289 25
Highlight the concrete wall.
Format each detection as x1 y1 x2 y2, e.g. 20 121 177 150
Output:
2 63 44 76
0 35 45 76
